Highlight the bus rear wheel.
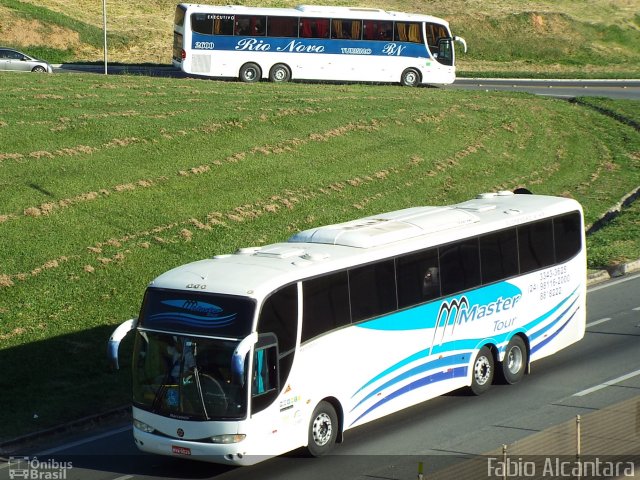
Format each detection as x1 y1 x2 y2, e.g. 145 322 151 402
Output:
307 401 338 457
400 68 421 87
269 63 291 83
500 336 527 385
239 62 262 83
470 346 494 395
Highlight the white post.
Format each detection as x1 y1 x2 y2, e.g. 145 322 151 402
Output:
102 0 108 75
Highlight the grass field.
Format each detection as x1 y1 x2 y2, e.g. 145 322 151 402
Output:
1 0 639 77
0 71 639 441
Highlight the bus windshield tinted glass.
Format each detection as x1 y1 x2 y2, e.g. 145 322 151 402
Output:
133 332 247 420
139 288 255 338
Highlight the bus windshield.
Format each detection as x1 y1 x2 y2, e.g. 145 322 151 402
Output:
132 288 256 420
133 332 247 420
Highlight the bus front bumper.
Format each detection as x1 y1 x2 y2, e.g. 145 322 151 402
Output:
133 428 271 466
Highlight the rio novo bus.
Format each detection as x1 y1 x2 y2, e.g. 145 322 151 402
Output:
172 3 467 86
108 190 586 465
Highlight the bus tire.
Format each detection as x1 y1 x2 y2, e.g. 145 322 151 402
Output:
470 346 494 395
239 62 262 83
307 401 338 457
500 336 527 385
269 63 291 82
400 68 421 87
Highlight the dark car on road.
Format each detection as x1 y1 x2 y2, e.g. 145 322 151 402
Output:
0 47 53 73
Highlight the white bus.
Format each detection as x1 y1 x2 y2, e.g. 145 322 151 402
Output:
172 3 467 86
109 190 586 465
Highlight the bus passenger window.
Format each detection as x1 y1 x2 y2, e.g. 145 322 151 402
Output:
554 212 582 263
331 19 362 40
363 20 393 41
518 220 555 273
267 16 298 37
349 260 396 322
480 228 519 284
395 22 423 43
235 16 266 36
302 271 350 342
397 248 440 308
439 239 481 296
300 18 330 38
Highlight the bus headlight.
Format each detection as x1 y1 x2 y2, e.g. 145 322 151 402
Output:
133 419 155 433
210 434 246 444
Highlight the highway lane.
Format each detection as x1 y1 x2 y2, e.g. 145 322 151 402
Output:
447 78 640 100
52 64 640 100
2 273 639 480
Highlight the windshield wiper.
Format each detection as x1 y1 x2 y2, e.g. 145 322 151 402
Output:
192 365 210 420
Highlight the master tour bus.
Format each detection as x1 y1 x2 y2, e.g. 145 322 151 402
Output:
172 3 467 85
109 190 586 465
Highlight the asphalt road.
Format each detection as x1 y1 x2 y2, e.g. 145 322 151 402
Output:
447 78 640 100
52 64 640 100
2 272 639 480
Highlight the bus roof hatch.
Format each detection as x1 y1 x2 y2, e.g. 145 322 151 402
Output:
289 207 479 248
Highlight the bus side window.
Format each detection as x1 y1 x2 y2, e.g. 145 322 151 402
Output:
518 219 555 273
349 260 396 322
235 16 265 36
395 22 423 43
439 239 481 296
258 284 298 385
397 248 440 308
480 228 519 284
251 335 279 414
253 347 277 395
301 271 350 342
300 18 329 38
267 16 298 37
331 19 362 40
363 20 392 41
554 212 582 263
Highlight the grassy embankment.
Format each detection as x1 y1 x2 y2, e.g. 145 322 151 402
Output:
0 72 639 441
1 0 639 77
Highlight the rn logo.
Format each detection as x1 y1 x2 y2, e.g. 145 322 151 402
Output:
431 285 522 349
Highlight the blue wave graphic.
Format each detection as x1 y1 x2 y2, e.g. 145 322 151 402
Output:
351 353 468 411
350 366 467 426
349 285 582 424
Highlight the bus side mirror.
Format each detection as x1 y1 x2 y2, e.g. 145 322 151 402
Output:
454 36 467 53
231 332 258 386
107 318 138 370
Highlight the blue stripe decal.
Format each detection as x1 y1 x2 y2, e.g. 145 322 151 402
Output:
350 353 469 411
350 366 468 426
191 34 430 58
530 309 577 355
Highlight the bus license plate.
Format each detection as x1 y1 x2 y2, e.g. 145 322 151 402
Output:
172 445 191 456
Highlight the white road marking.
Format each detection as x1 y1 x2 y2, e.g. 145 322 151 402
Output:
587 317 612 328
573 369 640 396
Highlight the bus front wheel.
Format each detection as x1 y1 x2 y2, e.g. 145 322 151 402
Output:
307 401 338 457
239 62 262 83
269 63 291 83
500 336 527 385
400 68 421 87
470 346 494 395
